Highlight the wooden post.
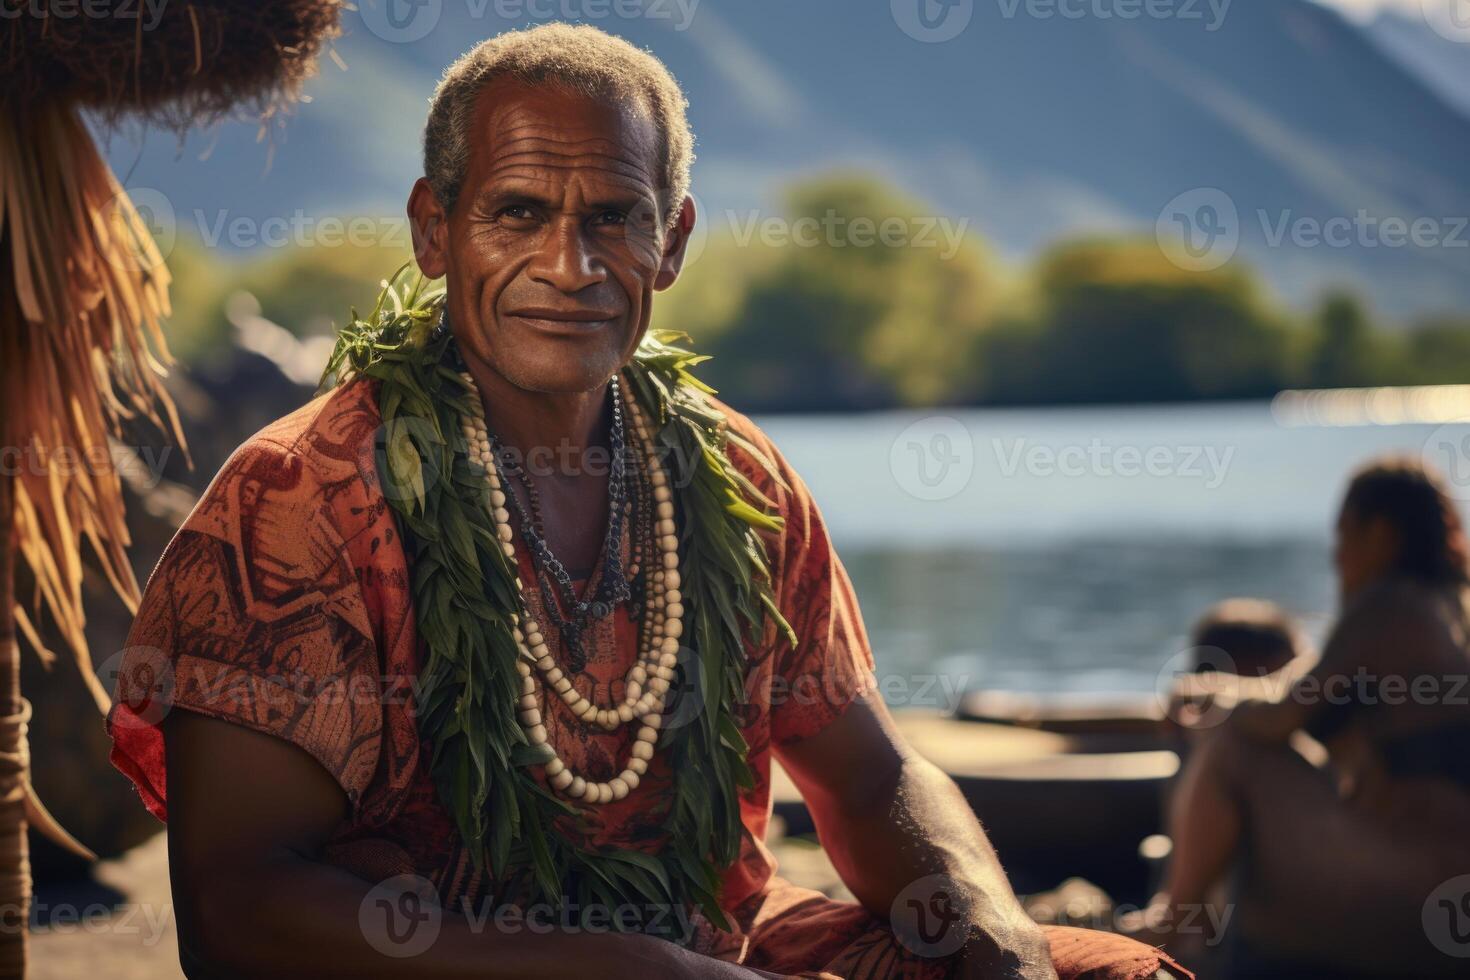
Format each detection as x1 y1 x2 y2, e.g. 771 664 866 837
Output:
0 471 28 977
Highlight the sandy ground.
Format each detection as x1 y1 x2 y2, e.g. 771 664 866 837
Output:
33 833 182 980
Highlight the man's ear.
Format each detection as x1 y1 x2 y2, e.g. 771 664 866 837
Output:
653 196 697 292
408 178 450 279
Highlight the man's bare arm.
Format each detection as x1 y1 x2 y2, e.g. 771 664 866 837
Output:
164 710 773 979
775 697 1056 980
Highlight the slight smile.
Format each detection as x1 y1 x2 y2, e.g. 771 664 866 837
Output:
505 307 620 334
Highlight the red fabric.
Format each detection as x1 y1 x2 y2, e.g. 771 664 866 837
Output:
699 882 1192 979
1043 926 1192 980
105 377 1190 979
107 377 875 907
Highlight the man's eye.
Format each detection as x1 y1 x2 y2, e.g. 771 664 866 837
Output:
498 205 536 222
593 210 628 226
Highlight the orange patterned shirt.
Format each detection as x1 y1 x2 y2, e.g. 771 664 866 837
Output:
107 375 877 916
106 376 1192 980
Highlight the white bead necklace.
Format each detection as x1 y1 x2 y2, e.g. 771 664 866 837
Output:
459 372 681 805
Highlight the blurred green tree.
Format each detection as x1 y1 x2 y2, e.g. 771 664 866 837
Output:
655 174 1001 410
984 239 1297 404
156 175 1470 412
1308 291 1385 389
1402 316 1470 386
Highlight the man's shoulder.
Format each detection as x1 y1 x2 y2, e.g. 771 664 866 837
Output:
244 377 384 476
702 394 820 533
706 394 759 443
182 378 384 542
705 394 786 484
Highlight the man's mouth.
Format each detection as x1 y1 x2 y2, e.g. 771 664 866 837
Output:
506 306 620 332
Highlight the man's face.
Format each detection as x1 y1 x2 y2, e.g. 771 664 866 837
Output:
410 79 690 395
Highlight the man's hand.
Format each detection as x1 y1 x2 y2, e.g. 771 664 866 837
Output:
776 696 1055 980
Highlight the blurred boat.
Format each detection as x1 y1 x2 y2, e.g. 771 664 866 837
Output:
772 701 1179 904
956 689 1169 742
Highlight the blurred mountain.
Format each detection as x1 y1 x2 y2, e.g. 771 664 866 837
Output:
101 0 1470 319
1363 8 1470 119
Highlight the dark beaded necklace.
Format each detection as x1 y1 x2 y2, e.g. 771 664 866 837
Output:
488 377 638 672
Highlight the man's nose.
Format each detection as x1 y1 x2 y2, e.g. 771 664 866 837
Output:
527 217 606 293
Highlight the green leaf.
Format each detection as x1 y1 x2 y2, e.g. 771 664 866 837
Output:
510 741 556 766
385 420 426 513
332 273 787 944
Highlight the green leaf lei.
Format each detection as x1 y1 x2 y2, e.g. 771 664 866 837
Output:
322 269 792 937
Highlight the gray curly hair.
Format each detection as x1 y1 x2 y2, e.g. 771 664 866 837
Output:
423 23 695 230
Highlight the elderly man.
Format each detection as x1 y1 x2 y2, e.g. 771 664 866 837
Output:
108 24 1188 980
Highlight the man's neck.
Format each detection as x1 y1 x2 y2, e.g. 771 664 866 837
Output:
463 356 612 481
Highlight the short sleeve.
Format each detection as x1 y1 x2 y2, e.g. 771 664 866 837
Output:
106 438 385 822
726 422 878 747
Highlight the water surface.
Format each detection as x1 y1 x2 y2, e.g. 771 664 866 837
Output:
756 401 1466 697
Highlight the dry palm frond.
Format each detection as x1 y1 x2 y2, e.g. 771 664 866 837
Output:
0 105 183 710
1 1 345 132
0 0 344 698
0 6 345 969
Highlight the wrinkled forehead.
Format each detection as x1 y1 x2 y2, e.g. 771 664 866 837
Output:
466 78 662 196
